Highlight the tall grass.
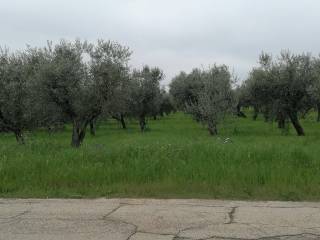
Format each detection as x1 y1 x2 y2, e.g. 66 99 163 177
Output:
0 112 320 200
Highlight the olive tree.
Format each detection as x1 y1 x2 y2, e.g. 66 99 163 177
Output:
169 69 203 111
0 48 40 143
40 39 131 147
309 57 320 122
234 85 250 118
39 40 95 147
89 40 131 133
277 52 314 135
186 65 234 135
159 89 175 116
129 66 163 131
104 73 132 129
245 66 275 122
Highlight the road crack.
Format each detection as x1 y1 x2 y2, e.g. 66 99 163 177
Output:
226 207 237 224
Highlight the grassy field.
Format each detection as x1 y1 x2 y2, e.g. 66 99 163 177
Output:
0 111 320 200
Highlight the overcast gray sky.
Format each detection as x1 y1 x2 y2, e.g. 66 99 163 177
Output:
1 0 320 86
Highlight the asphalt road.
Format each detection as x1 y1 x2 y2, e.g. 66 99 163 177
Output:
1 198 320 239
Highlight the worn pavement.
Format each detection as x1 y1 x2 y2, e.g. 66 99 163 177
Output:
1 199 320 239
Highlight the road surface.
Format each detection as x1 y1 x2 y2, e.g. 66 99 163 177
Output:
1 198 320 239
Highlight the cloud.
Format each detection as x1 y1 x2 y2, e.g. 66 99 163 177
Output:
1 0 320 85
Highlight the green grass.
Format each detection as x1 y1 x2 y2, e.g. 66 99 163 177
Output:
0 111 320 200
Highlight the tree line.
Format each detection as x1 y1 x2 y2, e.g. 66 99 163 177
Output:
1 40 320 147
0 39 174 147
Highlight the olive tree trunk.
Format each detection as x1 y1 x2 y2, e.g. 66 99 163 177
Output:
236 104 246 118
253 106 259 120
112 114 127 129
278 119 285 129
317 104 320 122
14 129 25 144
288 111 305 136
71 120 88 148
277 111 286 129
90 119 96 136
120 114 126 129
208 121 218 135
139 115 146 132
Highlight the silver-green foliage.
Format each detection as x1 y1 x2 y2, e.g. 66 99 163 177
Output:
186 65 234 135
171 65 234 135
39 39 131 147
129 66 163 131
0 48 40 143
245 51 315 136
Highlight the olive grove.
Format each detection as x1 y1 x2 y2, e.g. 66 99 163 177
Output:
1 40 320 146
0 40 172 147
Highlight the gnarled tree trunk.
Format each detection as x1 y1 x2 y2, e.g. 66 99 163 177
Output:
288 111 305 136
120 114 126 129
112 114 127 129
71 120 88 147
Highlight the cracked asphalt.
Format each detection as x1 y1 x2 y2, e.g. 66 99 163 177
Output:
1 199 320 240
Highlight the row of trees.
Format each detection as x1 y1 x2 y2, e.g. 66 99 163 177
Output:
2 41 319 146
170 52 320 136
0 40 174 147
